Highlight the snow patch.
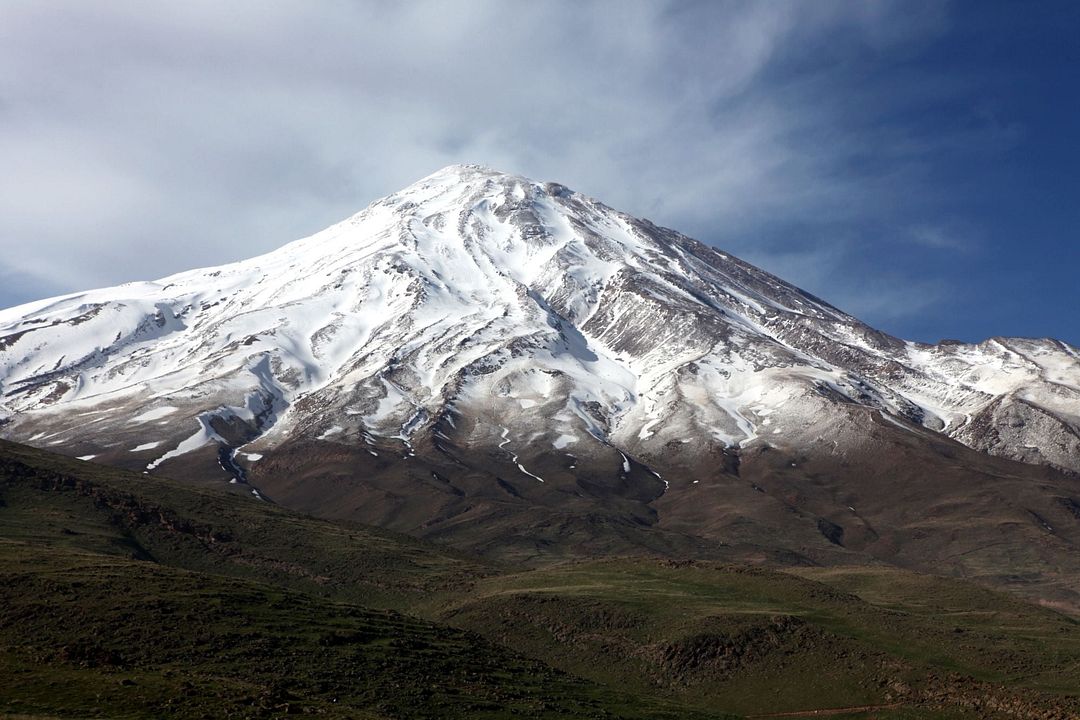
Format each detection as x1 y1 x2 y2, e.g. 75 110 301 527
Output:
553 433 577 449
317 425 343 440
498 425 544 482
128 406 179 424
146 416 222 471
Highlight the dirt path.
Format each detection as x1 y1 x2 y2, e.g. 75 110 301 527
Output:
746 702 907 718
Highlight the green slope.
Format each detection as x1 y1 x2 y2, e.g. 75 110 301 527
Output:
0 440 724 719
437 559 1080 718
3 439 1080 719
0 542 726 720
0 438 490 607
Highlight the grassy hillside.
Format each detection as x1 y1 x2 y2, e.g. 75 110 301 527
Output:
0 541 732 720
437 559 1080 717
0 441 723 719
3 439 1080 719
0 438 492 607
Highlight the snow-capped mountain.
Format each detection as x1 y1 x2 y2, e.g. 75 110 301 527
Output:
1 164 1076 484
6 164 1080 608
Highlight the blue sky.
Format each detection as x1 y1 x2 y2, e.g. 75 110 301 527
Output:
0 1 1077 345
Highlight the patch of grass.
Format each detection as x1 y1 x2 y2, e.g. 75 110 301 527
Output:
0 542 724 719
0 438 492 607
437 559 1080 717
786 565 1080 692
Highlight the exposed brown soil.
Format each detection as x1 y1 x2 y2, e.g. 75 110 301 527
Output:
226 404 1080 614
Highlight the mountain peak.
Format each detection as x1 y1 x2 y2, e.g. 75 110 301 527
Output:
398 164 575 206
1 165 1079 492
413 163 518 188
432 162 503 176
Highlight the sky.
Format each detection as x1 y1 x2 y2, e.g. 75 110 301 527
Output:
0 0 1077 345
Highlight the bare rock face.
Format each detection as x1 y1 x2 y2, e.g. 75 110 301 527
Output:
2 164 1080 608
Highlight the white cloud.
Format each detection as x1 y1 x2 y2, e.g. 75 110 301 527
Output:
0 0 974 331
